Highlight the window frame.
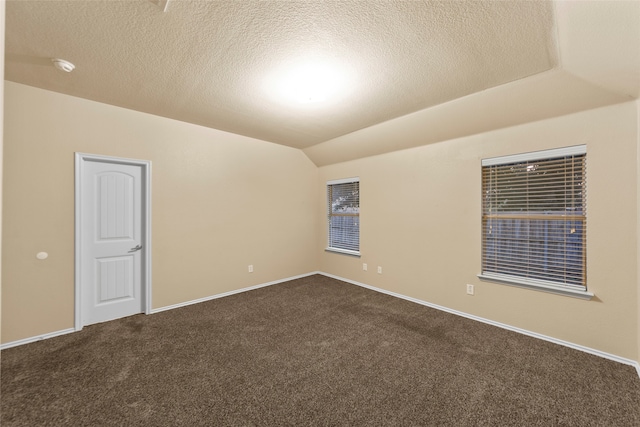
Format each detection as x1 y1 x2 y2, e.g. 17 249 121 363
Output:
478 145 593 300
326 177 360 257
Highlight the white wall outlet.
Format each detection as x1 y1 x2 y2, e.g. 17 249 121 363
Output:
248 265 253 273
466 284 474 295
363 263 368 271
377 266 382 274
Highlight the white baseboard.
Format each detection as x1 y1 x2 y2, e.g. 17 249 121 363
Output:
319 272 640 379
1 272 320 350
4 271 639 381
0 327 76 350
150 271 320 314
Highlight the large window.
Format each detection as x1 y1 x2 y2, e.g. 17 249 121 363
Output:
479 146 589 298
327 178 360 256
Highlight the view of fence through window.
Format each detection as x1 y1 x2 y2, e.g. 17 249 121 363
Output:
328 180 359 253
482 152 586 289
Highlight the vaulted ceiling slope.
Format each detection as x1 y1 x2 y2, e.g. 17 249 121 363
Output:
5 1 640 166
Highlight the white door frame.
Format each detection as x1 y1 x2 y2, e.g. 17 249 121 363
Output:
74 153 152 331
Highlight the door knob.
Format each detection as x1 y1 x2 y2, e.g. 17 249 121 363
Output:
128 244 142 253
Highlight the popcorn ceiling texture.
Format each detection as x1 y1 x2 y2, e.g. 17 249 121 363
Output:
6 0 555 148
4 1 639 162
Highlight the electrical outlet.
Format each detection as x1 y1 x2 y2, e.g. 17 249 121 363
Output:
248 265 253 273
363 263 368 271
466 284 474 295
377 266 382 274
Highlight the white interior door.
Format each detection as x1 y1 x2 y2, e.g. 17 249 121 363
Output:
79 158 146 326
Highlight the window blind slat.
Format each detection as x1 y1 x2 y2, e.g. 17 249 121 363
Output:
328 179 360 253
481 151 586 290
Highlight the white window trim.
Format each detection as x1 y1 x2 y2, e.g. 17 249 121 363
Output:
325 247 361 257
326 177 360 256
327 177 360 186
482 145 586 166
477 273 593 300
480 145 591 299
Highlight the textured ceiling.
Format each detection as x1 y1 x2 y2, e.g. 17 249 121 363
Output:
5 0 558 149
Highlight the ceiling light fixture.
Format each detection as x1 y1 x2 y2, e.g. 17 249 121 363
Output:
285 63 342 104
265 58 353 106
51 58 75 73
285 64 336 104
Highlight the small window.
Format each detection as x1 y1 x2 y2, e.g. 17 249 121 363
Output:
479 146 589 298
327 178 360 256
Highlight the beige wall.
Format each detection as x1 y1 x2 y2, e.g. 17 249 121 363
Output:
318 101 639 361
2 82 319 343
2 81 639 366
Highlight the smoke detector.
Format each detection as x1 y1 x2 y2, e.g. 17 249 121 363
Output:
51 58 75 73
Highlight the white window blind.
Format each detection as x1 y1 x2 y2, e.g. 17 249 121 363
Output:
481 146 587 291
327 178 359 254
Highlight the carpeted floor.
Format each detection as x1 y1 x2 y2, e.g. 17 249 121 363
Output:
2 274 639 426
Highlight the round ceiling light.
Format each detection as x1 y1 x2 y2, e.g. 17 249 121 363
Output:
265 58 353 106
283 63 339 103
51 58 75 73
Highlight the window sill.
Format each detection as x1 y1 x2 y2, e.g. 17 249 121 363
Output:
477 273 594 300
325 248 361 257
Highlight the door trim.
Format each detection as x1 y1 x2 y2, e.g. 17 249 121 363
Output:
74 153 152 331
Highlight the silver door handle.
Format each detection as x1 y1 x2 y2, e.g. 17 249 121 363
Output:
128 244 142 253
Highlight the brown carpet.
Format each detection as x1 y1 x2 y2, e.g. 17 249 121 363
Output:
2 274 639 426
